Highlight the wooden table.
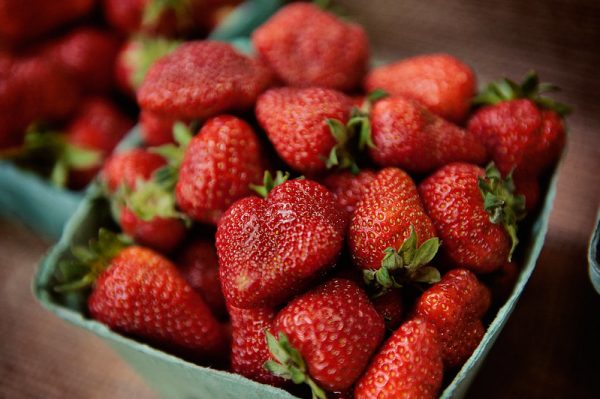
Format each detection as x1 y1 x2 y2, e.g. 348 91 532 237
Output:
1 0 599 397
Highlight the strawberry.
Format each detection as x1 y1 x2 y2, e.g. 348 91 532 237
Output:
102 148 166 193
468 72 567 183
119 206 186 253
139 110 185 146
365 53 476 122
514 174 540 211
414 268 491 368
484 261 519 304
137 41 272 120
419 163 526 274
216 176 347 308
371 290 404 331
252 2 369 91
175 115 266 224
66 98 134 189
0 0 93 47
42 28 122 95
114 36 180 96
177 238 227 319
256 87 356 174
228 305 285 386
368 96 487 173
321 170 377 216
265 278 385 395
349 168 439 278
55 230 227 359
354 318 443 399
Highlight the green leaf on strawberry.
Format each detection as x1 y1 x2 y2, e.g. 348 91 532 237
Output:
250 170 290 198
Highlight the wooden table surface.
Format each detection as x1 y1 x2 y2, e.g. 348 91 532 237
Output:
1 0 599 398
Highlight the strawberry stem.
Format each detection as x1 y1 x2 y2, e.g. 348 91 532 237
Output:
250 170 290 198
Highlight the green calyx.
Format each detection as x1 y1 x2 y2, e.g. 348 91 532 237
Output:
142 0 192 28
473 71 571 116
5 124 102 188
250 170 290 198
54 229 131 292
324 89 388 174
127 35 181 89
363 226 441 295
264 331 327 399
478 163 526 260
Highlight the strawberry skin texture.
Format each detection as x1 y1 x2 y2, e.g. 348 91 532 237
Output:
368 96 487 173
414 268 491 368
256 87 352 174
354 318 443 399
228 305 285 386
176 115 265 225
321 170 377 216
365 53 476 123
372 290 404 331
120 207 185 253
272 278 385 392
216 179 348 308
419 163 510 273
177 239 227 319
140 110 185 146
467 99 565 178
349 168 437 270
138 41 272 120
43 28 121 95
252 3 369 91
103 148 166 192
88 246 227 357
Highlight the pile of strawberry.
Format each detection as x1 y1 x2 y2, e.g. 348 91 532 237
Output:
53 2 568 398
0 0 240 189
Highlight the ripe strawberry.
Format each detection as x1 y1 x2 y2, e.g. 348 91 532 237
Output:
66 98 133 189
228 305 285 386
216 177 347 308
139 110 185 146
256 87 355 174
114 36 180 96
468 72 567 181
265 278 385 395
321 170 377 216
138 41 272 120
484 261 519 304
354 318 443 399
371 290 404 331
252 2 369 91
0 0 93 46
368 96 487 173
175 115 266 224
365 53 476 122
514 174 540 211
349 168 438 272
42 28 122 95
102 148 166 192
414 268 491 368
55 230 227 359
119 207 186 253
177 238 226 319
419 163 526 273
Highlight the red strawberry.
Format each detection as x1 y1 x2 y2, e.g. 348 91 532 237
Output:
321 170 377 216
114 36 180 96
119 207 185 253
175 115 266 224
252 3 369 91
103 148 166 192
414 268 491 368
468 72 567 182
256 87 355 174
419 163 525 274
228 305 285 386
368 96 487 173
67 98 134 189
354 318 443 399
42 28 121 95
484 261 519 304
372 290 404 331
349 168 438 273
55 230 227 359
216 177 347 308
0 0 93 46
140 110 184 146
138 41 272 120
266 278 385 394
514 173 540 212
177 239 227 319
365 53 476 122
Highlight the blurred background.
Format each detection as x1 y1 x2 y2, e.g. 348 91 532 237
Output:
1 0 599 398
